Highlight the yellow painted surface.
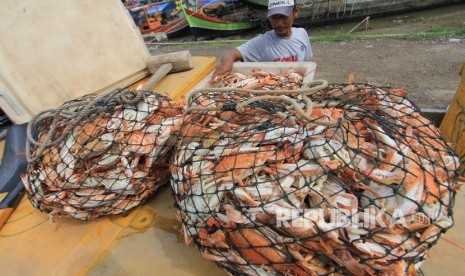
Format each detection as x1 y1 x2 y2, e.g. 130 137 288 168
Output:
129 56 216 101
439 60 465 175
0 198 139 275
89 188 226 276
0 56 219 275
0 139 4 161
421 190 465 275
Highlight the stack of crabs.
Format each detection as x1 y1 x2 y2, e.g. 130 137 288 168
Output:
24 90 184 220
171 69 461 275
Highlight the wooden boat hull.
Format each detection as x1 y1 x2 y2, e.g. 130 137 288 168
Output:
130 0 191 38
242 0 465 26
181 5 261 38
165 18 191 39
140 16 190 38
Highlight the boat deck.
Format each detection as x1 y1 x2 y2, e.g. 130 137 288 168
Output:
0 57 464 275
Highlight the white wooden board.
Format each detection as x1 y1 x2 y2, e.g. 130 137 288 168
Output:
0 0 149 123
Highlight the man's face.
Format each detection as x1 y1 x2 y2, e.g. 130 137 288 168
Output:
269 8 297 37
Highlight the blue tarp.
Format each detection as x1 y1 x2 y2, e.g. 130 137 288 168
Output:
202 0 236 7
146 1 177 14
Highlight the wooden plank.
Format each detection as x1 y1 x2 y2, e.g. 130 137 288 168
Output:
0 0 149 124
129 56 216 100
439 60 465 175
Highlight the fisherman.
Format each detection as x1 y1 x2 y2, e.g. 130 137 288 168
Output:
211 0 312 80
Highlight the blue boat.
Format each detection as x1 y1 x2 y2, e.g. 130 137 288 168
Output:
146 1 177 14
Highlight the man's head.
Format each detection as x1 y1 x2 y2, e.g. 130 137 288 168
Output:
267 0 298 37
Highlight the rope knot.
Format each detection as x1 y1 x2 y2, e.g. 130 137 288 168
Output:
118 89 143 105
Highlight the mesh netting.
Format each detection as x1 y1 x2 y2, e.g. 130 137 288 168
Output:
171 82 461 275
23 89 184 220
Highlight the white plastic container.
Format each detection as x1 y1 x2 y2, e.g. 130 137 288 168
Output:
191 61 317 91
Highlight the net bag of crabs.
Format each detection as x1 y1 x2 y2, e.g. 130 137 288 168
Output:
170 82 461 275
23 89 184 220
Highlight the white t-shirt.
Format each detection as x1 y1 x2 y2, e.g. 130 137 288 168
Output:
237 28 312 62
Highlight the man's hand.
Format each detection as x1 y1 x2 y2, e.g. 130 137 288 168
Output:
211 61 233 83
210 49 243 83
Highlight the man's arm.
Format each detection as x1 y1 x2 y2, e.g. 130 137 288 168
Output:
211 48 243 80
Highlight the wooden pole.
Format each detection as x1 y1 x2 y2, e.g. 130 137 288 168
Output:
347 16 370 35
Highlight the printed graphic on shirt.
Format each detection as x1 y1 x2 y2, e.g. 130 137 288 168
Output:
274 55 298 62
